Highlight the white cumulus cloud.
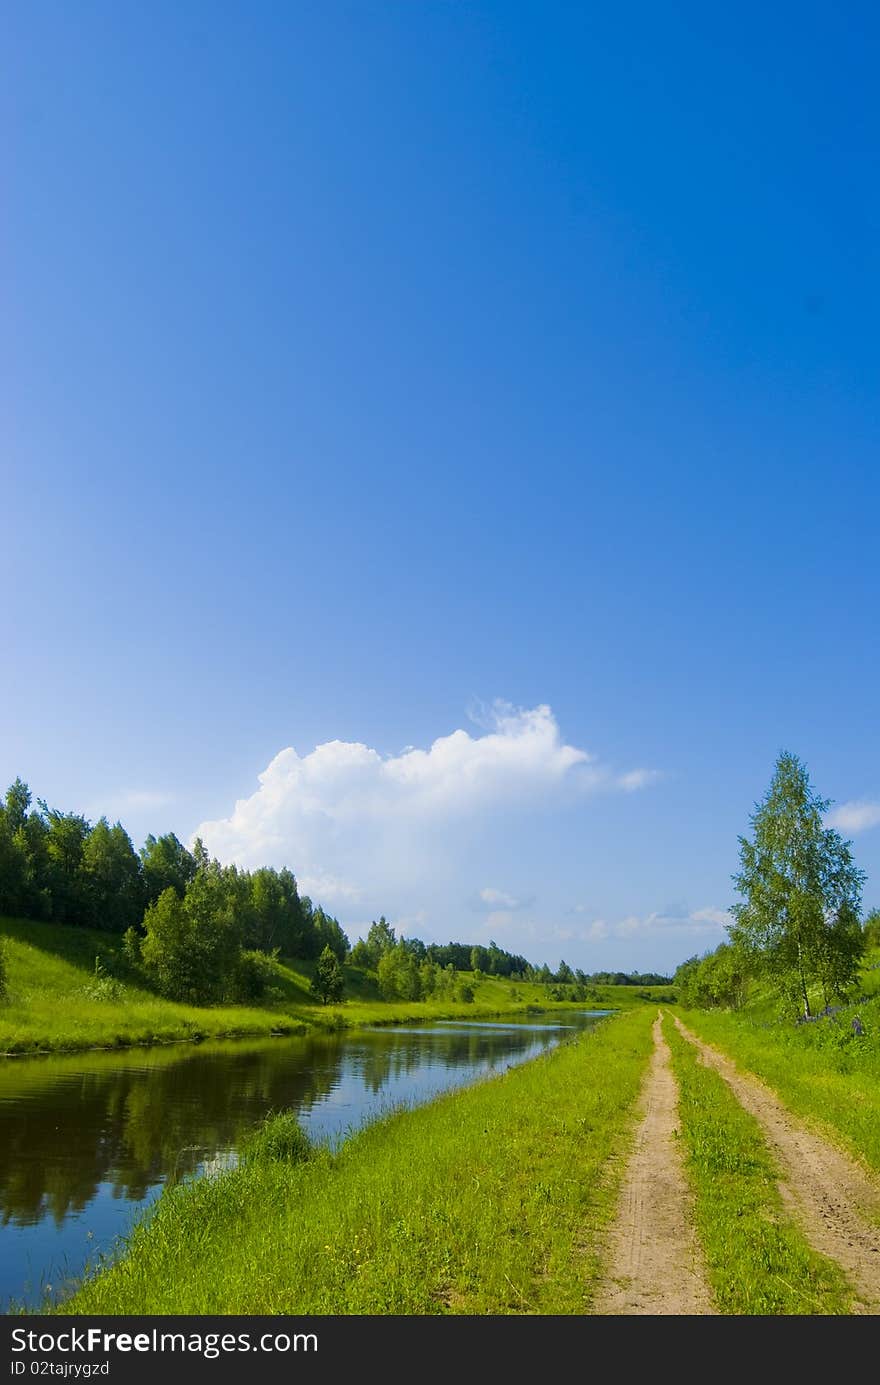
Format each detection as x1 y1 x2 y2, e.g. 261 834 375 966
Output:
194 702 657 927
826 800 880 835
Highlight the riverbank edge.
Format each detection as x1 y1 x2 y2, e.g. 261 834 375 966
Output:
0 998 622 1060
55 1007 657 1315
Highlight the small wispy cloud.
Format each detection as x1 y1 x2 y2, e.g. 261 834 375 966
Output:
296 872 364 904
574 905 730 943
473 886 530 911
826 800 880 835
617 768 663 792
689 906 733 928
89 789 174 822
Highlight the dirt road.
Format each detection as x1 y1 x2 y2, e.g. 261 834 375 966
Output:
593 1014 715 1315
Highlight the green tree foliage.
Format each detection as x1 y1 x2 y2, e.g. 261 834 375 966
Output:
42 804 91 923
863 908 880 949
0 781 350 990
246 867 300 953
233 949 280 1001
311 906 349 962
0 936 7 1001
0 800 25 916
485 939 512 975
674 943 749 1010
140 833 197 906
730 751 866 1018
425 941 472 971
371 938 531 977
4 778 31 835
470 945 490 974
13 809 52 919
81 819 144 932
0 781 53 920
141 880 241 1005
310 945 345 1004
432 962 458 998
418 957 439 996
348 939 372 968
359 916 395 969
1 784 144 932
376 940 422 1000
579 969 671 985
122 925 142 967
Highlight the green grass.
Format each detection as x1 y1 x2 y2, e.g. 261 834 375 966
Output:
57 1007 656 1315
676 983 880 1181
0 916 668 1055
663 1016 854 1314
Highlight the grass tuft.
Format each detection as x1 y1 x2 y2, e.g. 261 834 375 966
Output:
239 1111 313 1166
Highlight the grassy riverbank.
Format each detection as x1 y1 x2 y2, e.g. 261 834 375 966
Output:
57 1007 655 1314
663 1015 853 1313
0 917 672 1055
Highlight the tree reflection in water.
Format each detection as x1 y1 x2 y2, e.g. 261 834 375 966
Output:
0 1012 609 1305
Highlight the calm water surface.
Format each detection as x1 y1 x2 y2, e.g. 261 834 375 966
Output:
0 1010 610 1309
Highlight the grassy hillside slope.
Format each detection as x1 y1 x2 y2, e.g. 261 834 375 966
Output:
0 916 672 1055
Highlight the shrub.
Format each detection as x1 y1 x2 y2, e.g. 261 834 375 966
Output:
0 937 7 1001
141 886 240 1004
240 1112 312 1165
79 955 124 1002
233 949 280 1001
122 926 142 968
310 945 345 1004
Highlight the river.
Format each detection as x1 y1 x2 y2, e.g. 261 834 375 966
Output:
0 1010 611 1310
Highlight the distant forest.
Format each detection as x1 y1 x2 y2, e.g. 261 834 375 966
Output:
0 777 670 1002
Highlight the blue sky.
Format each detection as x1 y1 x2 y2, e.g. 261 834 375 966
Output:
3 2 878 974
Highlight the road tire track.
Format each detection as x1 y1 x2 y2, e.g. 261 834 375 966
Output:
673 1015 880 1313
593 1013 715 1315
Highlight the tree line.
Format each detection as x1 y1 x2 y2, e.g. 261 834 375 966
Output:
0 776 580 1004
0 775 675 1011
0 778 348 1004
675 752 873 1018
348 918 669 1002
